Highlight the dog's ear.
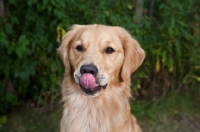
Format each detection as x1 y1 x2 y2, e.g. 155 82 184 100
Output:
116 27 145 82
57 25 85 76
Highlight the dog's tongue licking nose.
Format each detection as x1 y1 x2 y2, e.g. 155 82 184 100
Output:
80 73 97 89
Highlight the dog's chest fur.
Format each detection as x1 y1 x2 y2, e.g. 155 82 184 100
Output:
62 87 128 132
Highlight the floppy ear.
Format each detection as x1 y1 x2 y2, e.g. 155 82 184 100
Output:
116 27 145 81
57 25 85 76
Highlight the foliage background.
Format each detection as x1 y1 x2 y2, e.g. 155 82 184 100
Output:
0 0 200 116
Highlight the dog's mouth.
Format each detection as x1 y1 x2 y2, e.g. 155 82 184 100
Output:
79 84 107 95
79 73 107 95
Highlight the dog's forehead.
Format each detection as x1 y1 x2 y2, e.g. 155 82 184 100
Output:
78 26 120 45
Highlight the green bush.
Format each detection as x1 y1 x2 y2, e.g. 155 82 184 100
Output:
137 0 200 97
0 0 199 113
0 0 67 113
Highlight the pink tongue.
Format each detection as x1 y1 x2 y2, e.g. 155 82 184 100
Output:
80 73 97 89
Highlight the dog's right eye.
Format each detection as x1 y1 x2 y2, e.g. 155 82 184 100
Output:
105 47 115 54
76 45 83 51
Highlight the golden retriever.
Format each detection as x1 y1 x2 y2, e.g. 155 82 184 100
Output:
58 24 145 132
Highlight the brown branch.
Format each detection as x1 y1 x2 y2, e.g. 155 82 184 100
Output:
0 0 4 17
134 0 143 25
149 0 154 23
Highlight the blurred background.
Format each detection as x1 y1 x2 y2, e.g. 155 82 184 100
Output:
0 0 199 132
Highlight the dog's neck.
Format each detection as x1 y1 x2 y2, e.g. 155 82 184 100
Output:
61 76 132 132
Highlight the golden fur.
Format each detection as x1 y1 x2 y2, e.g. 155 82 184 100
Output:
58 24 145 132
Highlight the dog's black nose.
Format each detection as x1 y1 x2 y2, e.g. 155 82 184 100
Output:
80 65 98 76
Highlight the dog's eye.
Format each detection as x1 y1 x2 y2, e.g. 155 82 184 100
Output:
105 47 115 54
76 45 83 51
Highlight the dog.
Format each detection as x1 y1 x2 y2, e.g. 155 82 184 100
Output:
58 24 145 132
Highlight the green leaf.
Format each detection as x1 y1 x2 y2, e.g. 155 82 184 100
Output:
8 0 16 4
15 35 29 58
0 116 7 127
47 42 54 53
174 40 181 66
5 23 13 34
0 32 8 46
192 75 200 82
6 93 17 105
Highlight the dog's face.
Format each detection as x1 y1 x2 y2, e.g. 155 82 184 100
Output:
58 25 145 96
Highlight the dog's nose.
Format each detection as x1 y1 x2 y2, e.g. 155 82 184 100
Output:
80 65 98 76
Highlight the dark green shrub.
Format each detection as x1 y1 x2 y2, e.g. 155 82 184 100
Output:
0 0 68 113
137 0 200 97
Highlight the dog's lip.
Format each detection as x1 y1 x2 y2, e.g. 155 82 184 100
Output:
79 84 107 95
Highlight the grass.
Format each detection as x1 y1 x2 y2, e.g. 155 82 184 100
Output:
0 105 62 132
132 91 200 132
0 91 199 132
133 90 198 116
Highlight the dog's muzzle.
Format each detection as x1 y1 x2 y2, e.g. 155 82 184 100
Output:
79 64 107 95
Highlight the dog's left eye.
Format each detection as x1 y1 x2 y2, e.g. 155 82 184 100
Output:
105 47 115 54
76 45 83 51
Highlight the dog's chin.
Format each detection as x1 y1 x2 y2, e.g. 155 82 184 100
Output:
79 84 107 96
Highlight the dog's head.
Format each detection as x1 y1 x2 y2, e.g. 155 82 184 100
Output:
58 24 145 96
